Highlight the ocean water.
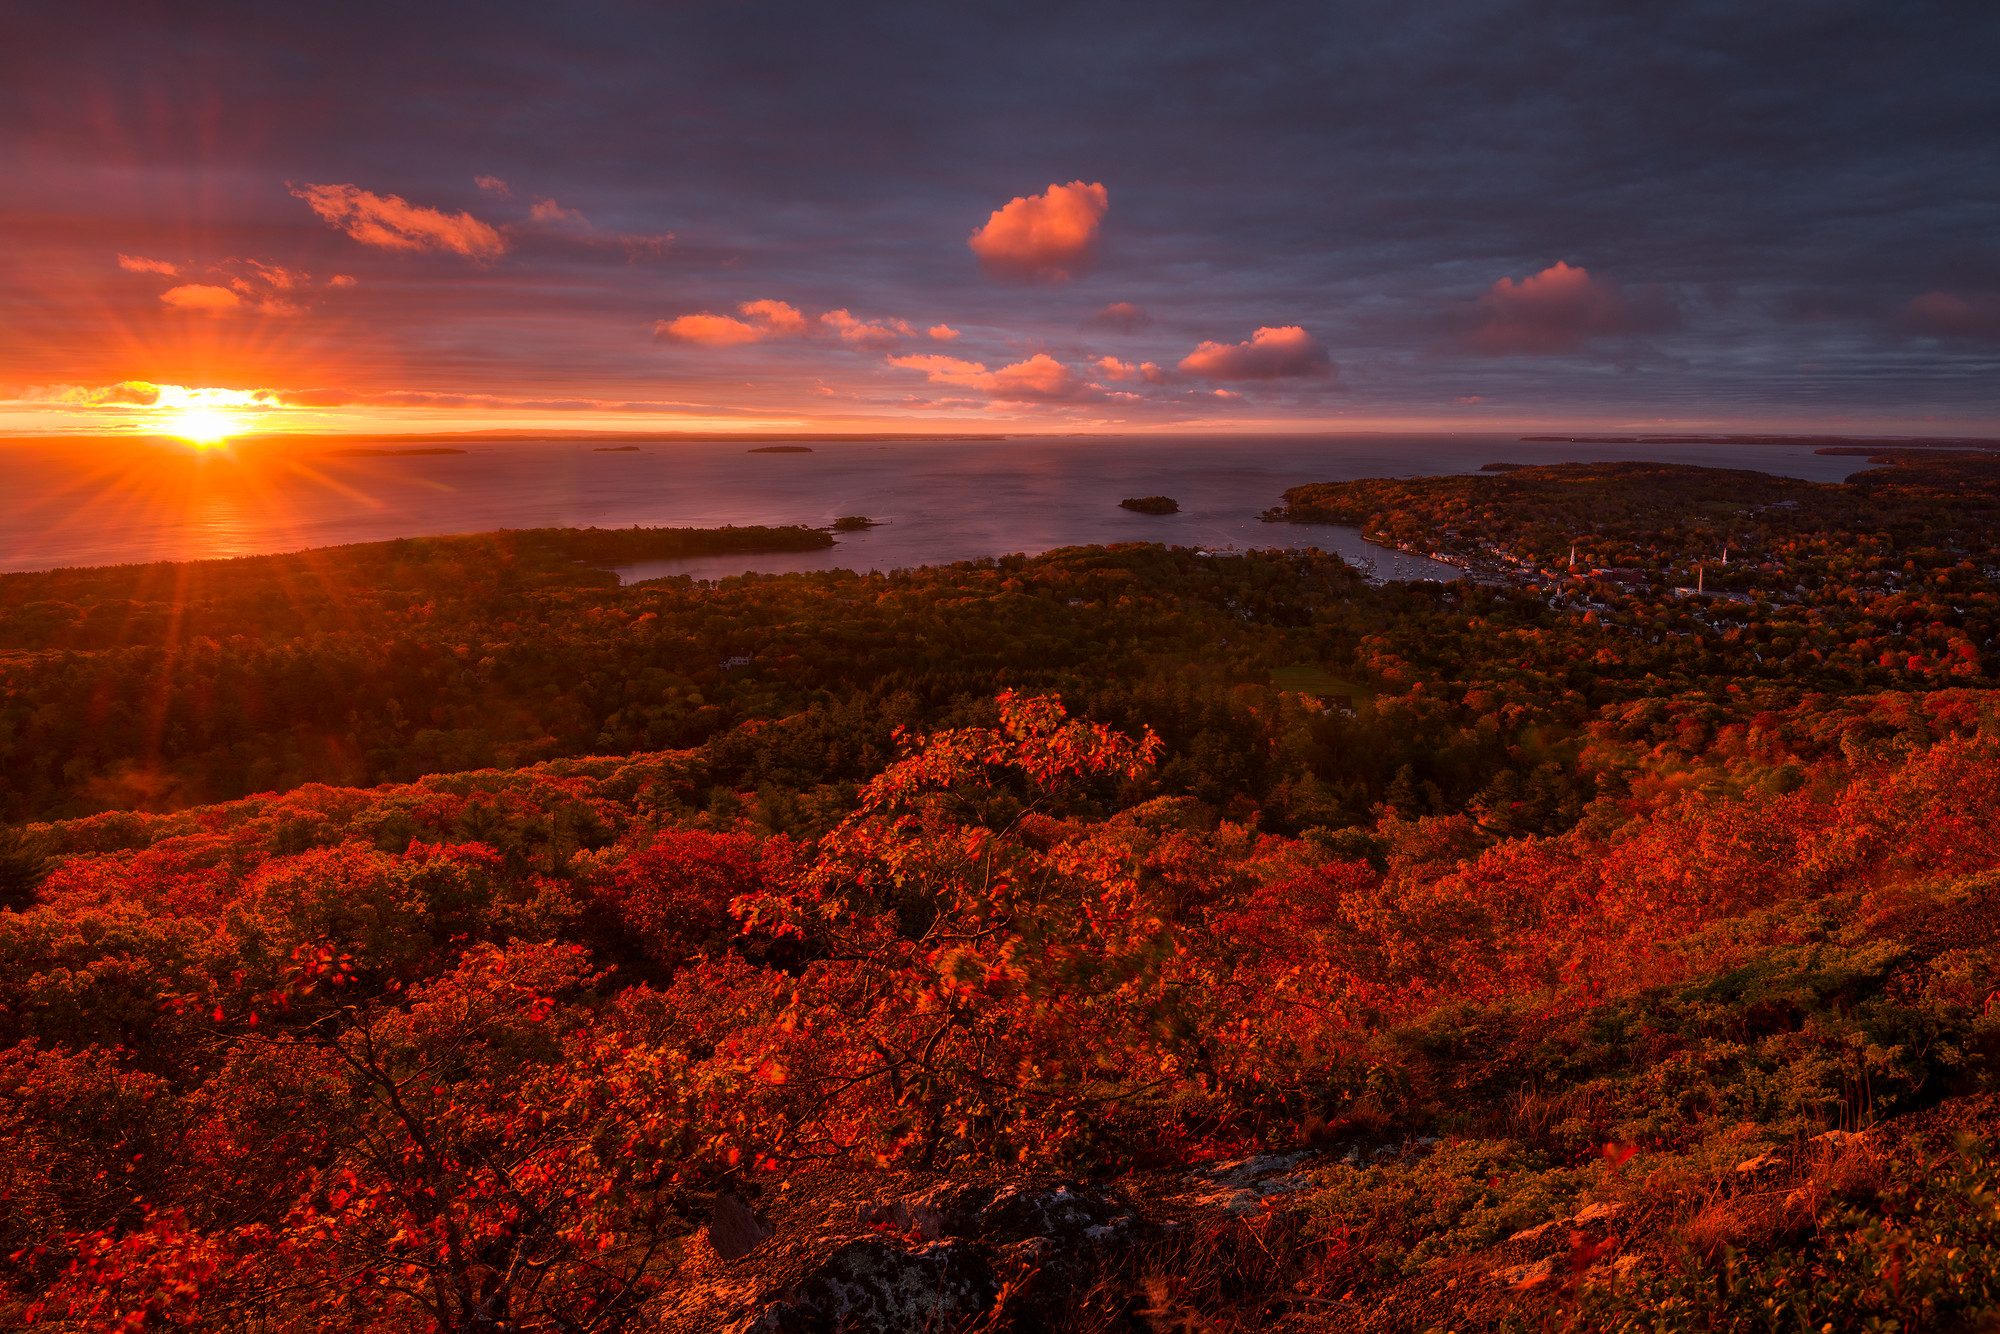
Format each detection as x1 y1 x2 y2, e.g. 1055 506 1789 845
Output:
0 433 1880 580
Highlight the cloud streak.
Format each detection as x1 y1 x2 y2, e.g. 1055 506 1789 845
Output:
291 183 508 258
4 380 163 406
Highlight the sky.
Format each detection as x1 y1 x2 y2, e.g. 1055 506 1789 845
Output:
3 0 1998 438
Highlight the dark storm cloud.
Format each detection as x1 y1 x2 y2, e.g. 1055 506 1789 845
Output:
3 0 1997 425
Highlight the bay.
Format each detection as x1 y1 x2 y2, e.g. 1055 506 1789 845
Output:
0 433 1880 579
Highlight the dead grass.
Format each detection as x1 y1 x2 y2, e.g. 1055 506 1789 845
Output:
1783 1134 1888 1223
1665 1132 1890 1266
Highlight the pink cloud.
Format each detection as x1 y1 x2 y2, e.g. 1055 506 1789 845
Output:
891 352 1094 402
328 274 358 288
529 198 588 227
1454 395 1486 403
1211 389 1245 402
1898 291 2000 341
1459 261 1676 355
474 176 512 197
968 181 1108 282
657 299 810 346
1089 301 1150 332
117 254 177 275
1178 325 1331 380
739 299 810 336
291 183 508 258
821 308 913 348
928 324 960 341
889 354 990 387
1093 356 1168 383
159 284 244 314
987 353 1085 400
656 313 765 346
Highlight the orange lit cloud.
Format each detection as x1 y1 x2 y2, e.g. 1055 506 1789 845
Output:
988 353 1086 400
657 299 810 346
660 301 917 349
889 354 990 387
1093 356 1167 383
328 274 358 287
1460 261 1676 355
821 308 913 348
891 352 1094 402
968 180 1108 282
740 299 810 336
291 182 508 258
117 254 178 275
1178 325 1330 380
146 259 323 317
929 324 960 341
657 313 766 346
159 283 245 314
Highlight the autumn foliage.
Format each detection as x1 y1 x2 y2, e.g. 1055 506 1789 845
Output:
4 462 2000 1328
0 672 1994 1327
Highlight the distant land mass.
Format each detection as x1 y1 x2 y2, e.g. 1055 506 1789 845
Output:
1119 495 1180 514
325 447 468 457
749 445 814 453
1521 433 2000 449
592 445 641 452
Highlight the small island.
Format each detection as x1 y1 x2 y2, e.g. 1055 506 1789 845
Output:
592 445 641 452
831 516 879 531
749 445 814 453
1119 495 1179 515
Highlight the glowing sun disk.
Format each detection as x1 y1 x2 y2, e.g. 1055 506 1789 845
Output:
166 406 243 446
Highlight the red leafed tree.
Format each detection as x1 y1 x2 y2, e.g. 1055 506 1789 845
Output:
29 943 697 1332
689 691 1210 1169
607 829 768 968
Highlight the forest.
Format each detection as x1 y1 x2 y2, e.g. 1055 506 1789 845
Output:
2 451 1997 1331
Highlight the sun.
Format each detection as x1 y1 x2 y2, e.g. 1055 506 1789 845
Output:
165 405 243 446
